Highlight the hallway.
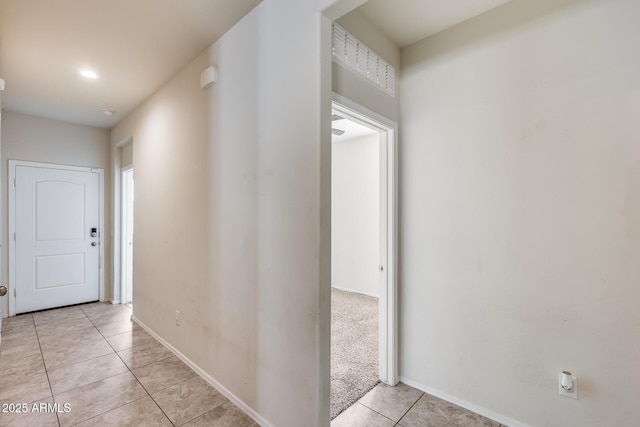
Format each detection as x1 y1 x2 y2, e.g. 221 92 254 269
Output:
0 303 256 426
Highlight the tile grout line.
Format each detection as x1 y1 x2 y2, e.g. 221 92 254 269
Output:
118 341 203 425
32 313 62 427
0 315 63 424
332 379 382 421
118 307 224 426
76 303 165 426
354 401 399 425
39 311 114 375
51 304 147 426
358 390 424 426
26 303 197 427
129 369 180 427
65 395 150 427
98 303 177 426
119 349 178 426
81 305 134 335
395 392 424 425
40 305 134 426
4 305 135 426
43 348 116 373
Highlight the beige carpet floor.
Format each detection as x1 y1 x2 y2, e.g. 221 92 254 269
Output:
331 288 379 419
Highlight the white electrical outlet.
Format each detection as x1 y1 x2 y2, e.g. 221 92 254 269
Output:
559 371 578 399
175 310 181 327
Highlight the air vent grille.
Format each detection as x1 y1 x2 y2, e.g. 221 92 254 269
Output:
332 23 396 97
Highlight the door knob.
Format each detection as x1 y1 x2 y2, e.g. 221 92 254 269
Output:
91 242 97 247
0 285 7 296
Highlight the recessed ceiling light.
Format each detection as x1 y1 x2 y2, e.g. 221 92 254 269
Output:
101 109 115 116
79 70 99 79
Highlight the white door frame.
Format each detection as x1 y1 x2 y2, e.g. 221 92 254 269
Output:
332 94 398 386
120 166 134 304
111 137 132 304
8 160 105 316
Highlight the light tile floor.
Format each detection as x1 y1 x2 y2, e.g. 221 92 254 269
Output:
0 302 257 427
332 382 506 427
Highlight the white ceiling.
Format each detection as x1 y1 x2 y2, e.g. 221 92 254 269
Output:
0 0 261 128
332 113 378 143
357 0 513 48
0 0 514 129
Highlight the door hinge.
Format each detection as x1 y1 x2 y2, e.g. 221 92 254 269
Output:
14 288 17 297
13 177 16 187
13 232 16 241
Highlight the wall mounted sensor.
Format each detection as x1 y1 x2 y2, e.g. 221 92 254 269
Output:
200 66 218 89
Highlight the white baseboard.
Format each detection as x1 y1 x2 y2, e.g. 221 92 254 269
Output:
331 286 379 299
109 299 121 304
398 376 530 427
131 316 272 427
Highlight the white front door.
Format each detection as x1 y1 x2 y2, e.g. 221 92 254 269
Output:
14 164 100 313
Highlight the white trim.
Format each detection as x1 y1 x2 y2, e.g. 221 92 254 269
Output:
120 166 134 304
332 95 398 386
8 163 16 317
132 316 273 427
8 160 105 316
111 137 132 307
399 376 530 427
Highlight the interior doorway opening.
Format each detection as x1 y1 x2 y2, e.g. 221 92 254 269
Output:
121 167 134 305
330 97 397 419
